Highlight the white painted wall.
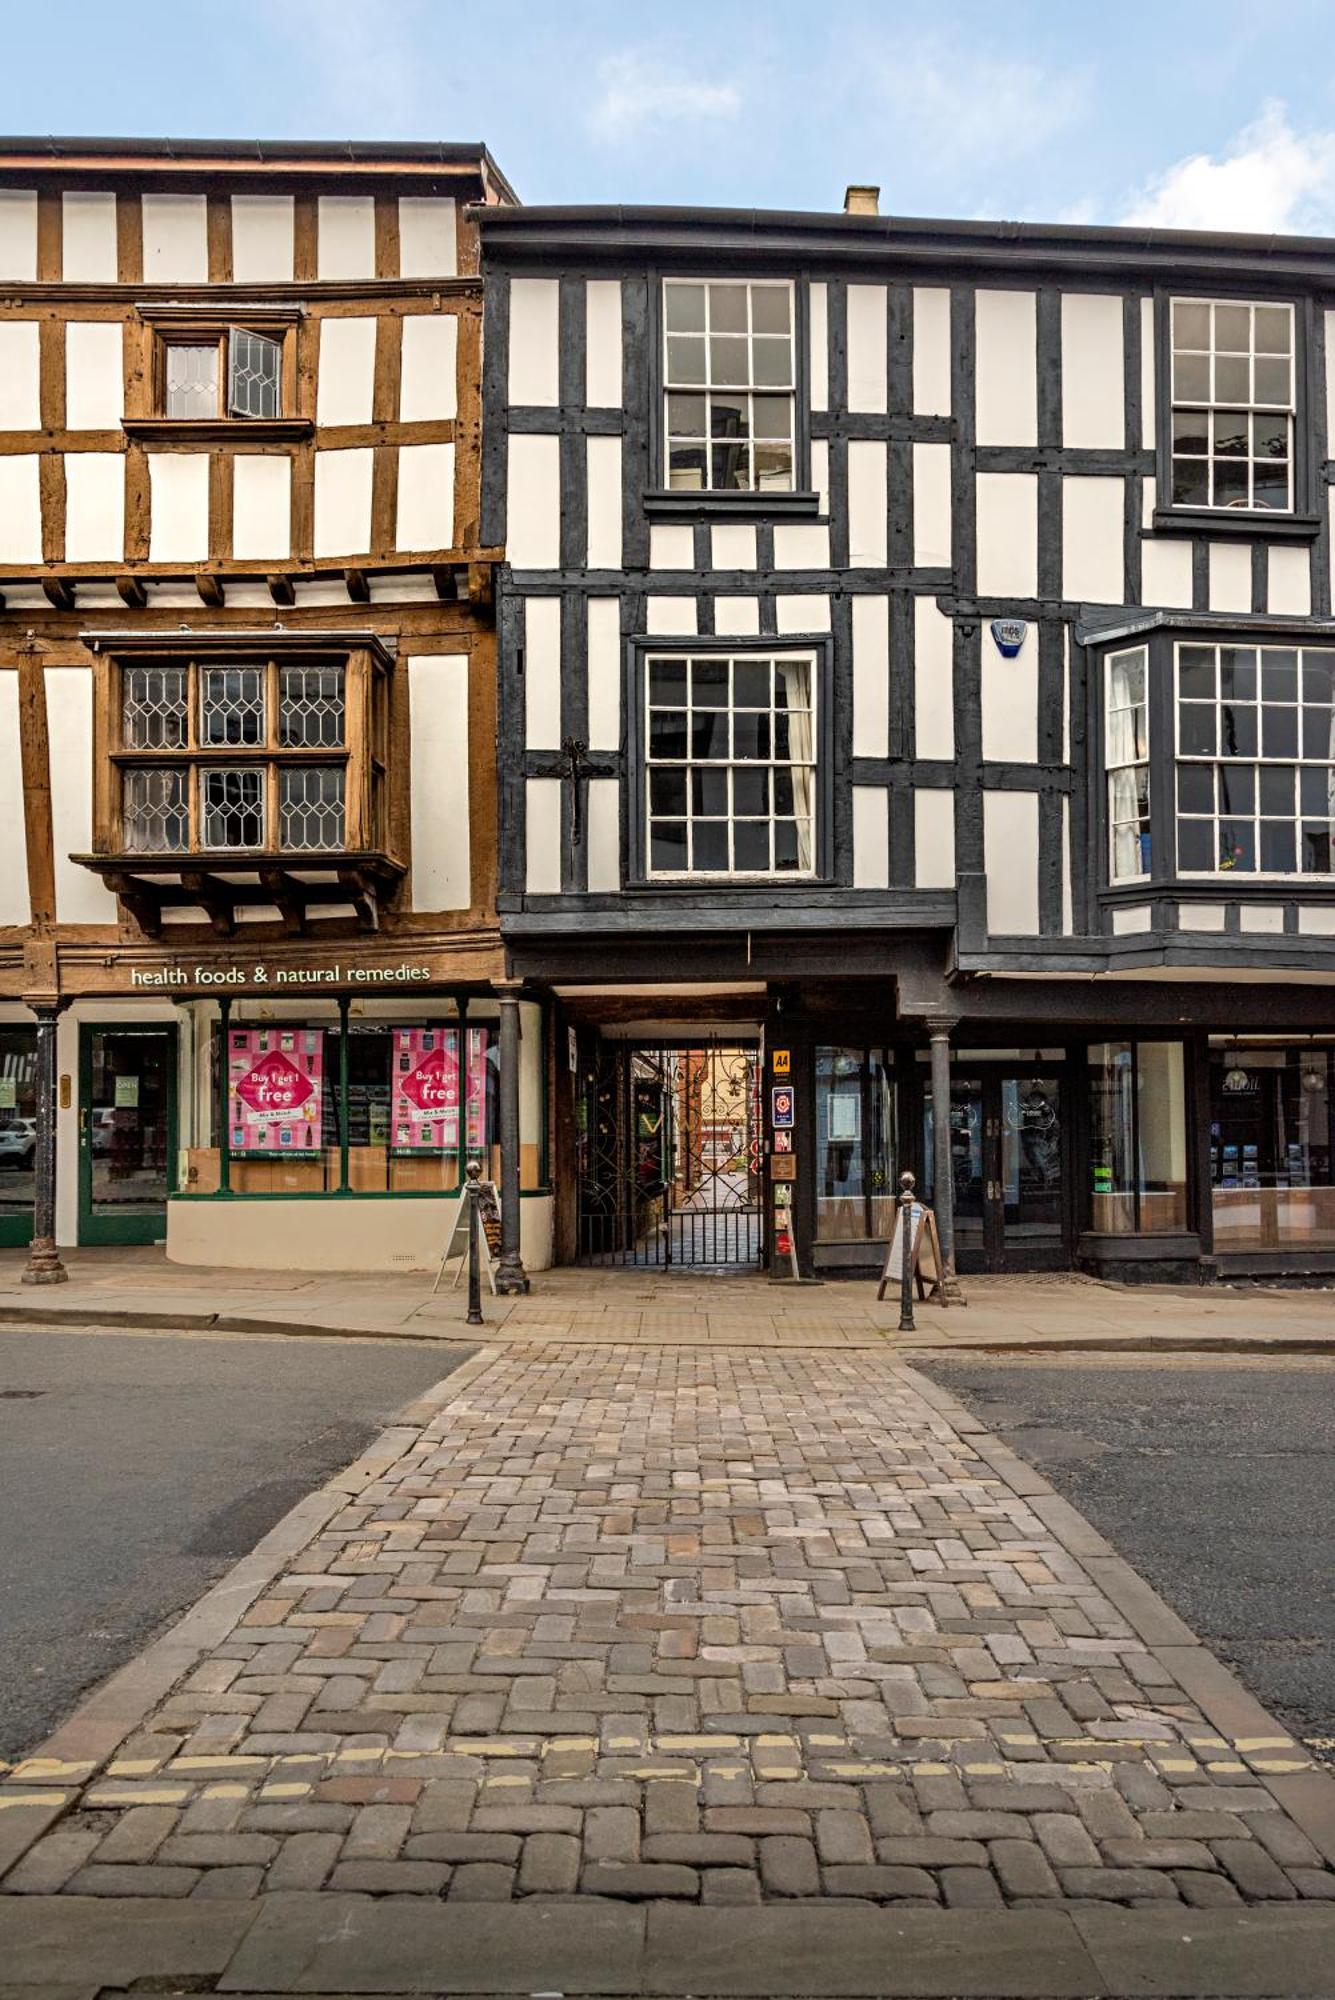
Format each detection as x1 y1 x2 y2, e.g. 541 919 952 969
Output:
976 472 1037 597
586 436 622 568
846 284 888 413
64 453 126 562
981 621 1038 763
407 653 470 911
585 280 623 407
526 779 562 893
847 439 887 565
1060 294 1124 447
396 441 455 551
398 197 456 278
524 596 562 749
975 290 1036 446
508 278 560 406
168 1189 556 1273
711 523 756 570
317 317 377 427
0 457 41 562
809 282 828 410
230 195 294 283
44 668 118 924
65 321 123 430
773 523 829 569
1140 538 1193 609
1062 476 1125 603
913 597 954 760
983 790 1040 934
776 595 828 634
313 447 373 557
148 452 209 563
317 196 375 280
649 523 692 570
586 778 620 891
914 789 955 889
714 597 760 636
0 676 28 924
1269 544 1311 616
60 191 117 281
587 597 621 751
644 596 696 635
399 314 457 421
913 286 951 416
1140 297 1156 450
141 194 207 282
0 323 40 430
0 190 37 280
810 438 830 515
851 593 889 758
1209 541 1251 613
913 441 951 568
506 434 560 568
232 455 291 562
852 786 889 888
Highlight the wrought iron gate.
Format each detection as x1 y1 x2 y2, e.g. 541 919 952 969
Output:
576 1041 762 1267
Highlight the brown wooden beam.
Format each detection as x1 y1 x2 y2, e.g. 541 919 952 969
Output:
259 867 307 937
267 574 295 607
337 867 379 933
344 567 371 603
104 870 163 939
180 870 236 939
41 578 75 612
195 573 226 609
116 575 148 610
467 561 493 608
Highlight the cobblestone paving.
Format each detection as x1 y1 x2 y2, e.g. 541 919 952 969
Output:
4 1345 1333 1909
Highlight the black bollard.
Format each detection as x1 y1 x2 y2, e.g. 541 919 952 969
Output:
465 1159 484 1327
898 1170 916 1334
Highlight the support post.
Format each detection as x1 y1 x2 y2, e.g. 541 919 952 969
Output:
23 1002 66 1285
217 996 232 1194
337 995 351 1193
898 1170 916 1334
927 1018 965 1304
494 981 529 1295
465 1159 484 1326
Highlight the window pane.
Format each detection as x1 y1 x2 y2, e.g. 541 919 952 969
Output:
1253 412 1289 460
1172 301 1210 348
280 766 345 850
1214 304 1251 352
1218 648 1256 700
751 287 791 335
1219 820 1254 869
1177 818 1214 870
1172 353 1210 402
1260 820 1296 871
1300 765 1335 813
709 335 749 385
649 768 687 815
1136 1042 1187 1227
279 665 345 748
1220 702 1257 755
123 666 187 750
1262 705 1299 757
664 283 705 332
228 328 282 419
1252 462 1290 510
751 392 791 440
1179 705 1216 755
1110 649 1148 706
202 767 265 849
1172 412 1208 454
732 659 770 708
751 336 792 387
1254 356 1291 405
692 767 728 815
667 391 707 435
1217 765 1253 814
1177 765 1214 814
1258 765 1296 814
649 712 689 759
1302 823 1333 870
731 712 770 760
754 442 794 489
667 442 707 488
1213 459 1247 507
709 391 749 438
690 711 729 758
123 767 188 852
1214 355 1250 404
666 334 706 384
692 821 728 870
708 284 749 333
1254 305 1291 354
692 659 729 705
165 342 219 418
1212 412 1247 457
202 666 266 746
650 821 687 872
732 767 770 815
732 820 770 871
711 439 748 489
649 660 687 704
1090 1042 1136 1232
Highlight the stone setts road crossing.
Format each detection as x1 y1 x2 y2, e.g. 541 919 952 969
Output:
2 1344 1332 1916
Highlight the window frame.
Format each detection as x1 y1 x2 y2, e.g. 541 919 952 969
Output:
1153 288 1320 539
1105 645 1152 886
124 304 311 443
626 633 834 888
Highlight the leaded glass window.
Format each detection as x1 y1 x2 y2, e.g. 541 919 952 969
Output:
227 328 282 420
202 768 265 849
164 342 220 419
202 667 266 746
279 666 345 747
663 281 796 492
122 667 187 750
281 766 346 850
123 768 188 853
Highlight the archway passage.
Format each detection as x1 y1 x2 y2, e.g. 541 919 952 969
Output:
576 1040 762 1269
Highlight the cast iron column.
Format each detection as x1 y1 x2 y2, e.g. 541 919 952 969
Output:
927 1018 963 1302
23 1002 66 1285
494 982 529 1295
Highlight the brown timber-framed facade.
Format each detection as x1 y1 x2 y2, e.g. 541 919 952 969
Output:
0 137 548 1283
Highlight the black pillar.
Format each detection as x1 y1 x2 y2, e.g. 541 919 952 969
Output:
494 983 529 1295
927 1017 964 1301
23 1002 66 1286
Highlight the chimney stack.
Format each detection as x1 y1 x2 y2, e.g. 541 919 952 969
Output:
843 184 880 216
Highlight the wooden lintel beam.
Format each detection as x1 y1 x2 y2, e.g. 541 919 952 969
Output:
267 574 295 607
467 561 493 609
431 566 457 602
104 870 163 939
344 567 371 603
259 866 306 937
116 575 148 610
337 867 379 933
41 577 75 612
180 870 236 939
195 573 226 609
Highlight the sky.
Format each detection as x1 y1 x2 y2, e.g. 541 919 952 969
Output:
10 0 1335 233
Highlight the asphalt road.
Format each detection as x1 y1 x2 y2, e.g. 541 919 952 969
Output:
0 1327 470 1761
919 1356 1335 1762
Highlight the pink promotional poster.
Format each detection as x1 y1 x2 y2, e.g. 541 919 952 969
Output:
228 1028 323 1153
391 1028 460 1151
465 1026 489 1153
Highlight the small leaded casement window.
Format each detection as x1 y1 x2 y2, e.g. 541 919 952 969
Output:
663 281 796 492
1169 299 1294 513
644 651 816 876
161 326 284 420
110 656 381 857
1106 647 1151 882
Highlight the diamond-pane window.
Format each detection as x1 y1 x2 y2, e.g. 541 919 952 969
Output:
164 342 220 419
279 666 345 748
123 767 188 852
281 766 345 850
123 667 187 750
202 667 266 746
228 328 282 420
202 767 265 849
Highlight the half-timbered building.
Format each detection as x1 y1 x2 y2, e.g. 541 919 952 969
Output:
479 190 1335 1287
0 137 544 1285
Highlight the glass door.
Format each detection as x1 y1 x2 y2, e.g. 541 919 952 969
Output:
0 1027 37 1247
78 1026 177 1245
925 1069 1067 1271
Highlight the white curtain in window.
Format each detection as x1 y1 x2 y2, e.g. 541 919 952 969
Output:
776 658 815 870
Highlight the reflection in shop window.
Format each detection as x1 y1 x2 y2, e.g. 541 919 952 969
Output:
1089 1041 1187 1233
1210 1039 1335 1250
815 1047 895 1241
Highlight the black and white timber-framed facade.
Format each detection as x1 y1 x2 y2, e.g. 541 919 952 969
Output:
479 195 1335 1286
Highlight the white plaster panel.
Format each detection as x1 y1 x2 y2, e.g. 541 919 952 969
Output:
1327 313 1335 459
713 597 760 636
851 593 889 758
773 522 830 568
141 194 207 282
398 197 456 278
317 317 377 428
44 668 118 924
0 323 39 430
399 313 458 422
1268 544 1311 617
777 596 828 634
983 790 1040 935
1060 293 1124 448
644 596 697 635
586 779 620 892
60 191 117 281
712 523 756 569
586 436 622 568
148 452 209 563
0 190 37 280
508 278 560 407
852 787 889 888
1239 905 1285 934
312 447 373 558
1112 905 1152 935
649 523 693 570
524 596 562 750
1062 796 1073 934
1062 476 1125 604
975 289 1037 446
587 597 622 751
1140 297 1156 450
1179 903 1227 931
914 788 956 889
809 282 828 411
810 438 830 515
231 455 291 562
408 654 470 911
913 597 954 761
1298 906 1335 935
63 453 126 562
230 195 294 282
913 286 951 416
396 442 455 551
1140 537 1194 609
317 196 375 279
1209 541 1252 613
976 472 1037 598
506 434 560 569
846 284 888 413
65 321 124 430
912 441 951 568
981 620 1038 764
0 676 28 923
585 280 623 407
526 779 563 894
847 440 887 566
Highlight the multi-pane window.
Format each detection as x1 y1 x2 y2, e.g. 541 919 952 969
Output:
1169 299 1294 512
1106 647 1151 881
117 660 351 855
161 326 283 420
645 652 816 876
663 281 795 492
1176 642 1335 875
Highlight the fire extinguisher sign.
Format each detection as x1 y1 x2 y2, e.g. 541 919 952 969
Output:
771 1086 795 1129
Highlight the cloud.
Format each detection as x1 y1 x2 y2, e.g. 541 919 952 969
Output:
874 43 1091 174
589 50 742 145
1120 102 1335 233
